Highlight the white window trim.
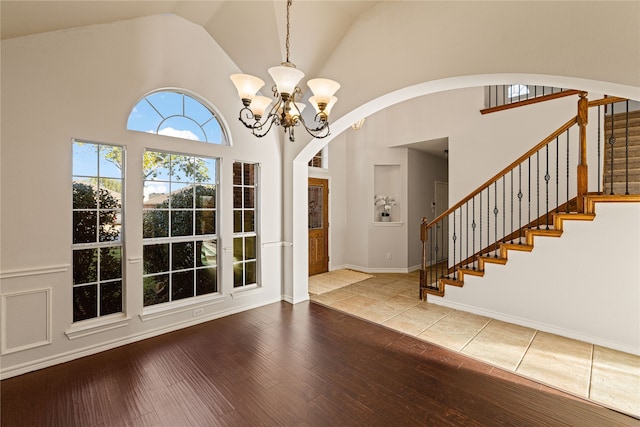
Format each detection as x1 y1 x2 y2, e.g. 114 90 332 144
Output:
139 293 225 322
65 313 130 340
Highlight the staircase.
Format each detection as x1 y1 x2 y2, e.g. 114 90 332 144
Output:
420 94 640 300
603 109 640 195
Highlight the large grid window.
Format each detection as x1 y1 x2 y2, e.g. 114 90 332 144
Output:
72 141 124 322
233 162 258 288
143 151 218 306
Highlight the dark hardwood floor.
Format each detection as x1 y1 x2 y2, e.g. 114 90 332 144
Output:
1 301 637 426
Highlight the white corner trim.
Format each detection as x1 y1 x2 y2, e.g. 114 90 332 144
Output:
0 264 70 279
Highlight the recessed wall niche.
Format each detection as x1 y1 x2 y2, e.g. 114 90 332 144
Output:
373 164 401 222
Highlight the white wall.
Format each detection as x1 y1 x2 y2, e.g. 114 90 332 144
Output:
289 0 640 304
0 15 284 378
437 202 640 355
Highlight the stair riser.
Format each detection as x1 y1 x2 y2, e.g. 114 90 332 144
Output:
601 147 640 159
604 120 640 130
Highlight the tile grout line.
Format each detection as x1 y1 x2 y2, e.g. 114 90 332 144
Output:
514 329 539 372
414 306 456 337
459 318 493 352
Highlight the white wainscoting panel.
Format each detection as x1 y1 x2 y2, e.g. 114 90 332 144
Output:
1 288 52 354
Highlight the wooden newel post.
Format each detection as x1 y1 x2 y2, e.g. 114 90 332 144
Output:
420 217 429 300
577 92 589 213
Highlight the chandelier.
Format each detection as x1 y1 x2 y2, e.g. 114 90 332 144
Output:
230 0 340 142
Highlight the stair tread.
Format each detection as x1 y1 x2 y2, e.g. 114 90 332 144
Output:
480 256 507 265
502 243 534 251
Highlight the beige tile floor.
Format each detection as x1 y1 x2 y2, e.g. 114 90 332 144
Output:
309 272 640 417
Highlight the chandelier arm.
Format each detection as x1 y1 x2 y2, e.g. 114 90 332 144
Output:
295 113 331 139
251 99 284 138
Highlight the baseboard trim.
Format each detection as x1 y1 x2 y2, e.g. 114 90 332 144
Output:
338 264 420 274
0 296 282 380
429 297 640 356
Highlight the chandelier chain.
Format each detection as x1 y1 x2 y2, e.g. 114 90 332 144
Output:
285 0 292 63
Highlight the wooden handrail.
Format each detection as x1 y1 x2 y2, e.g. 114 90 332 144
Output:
425 116 578 229
480 90 582 115
587 96 627 107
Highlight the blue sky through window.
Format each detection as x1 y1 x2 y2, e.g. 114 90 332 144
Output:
127 91 226 144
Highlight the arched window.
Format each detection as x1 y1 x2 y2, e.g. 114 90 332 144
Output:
127 90 228 145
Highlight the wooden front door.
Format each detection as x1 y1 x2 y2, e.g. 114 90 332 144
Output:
308 178 329 276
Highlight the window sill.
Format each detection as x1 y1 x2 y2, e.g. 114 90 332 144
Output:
230 284 261 299
372 221 404 227
65 314 131 340
139 293 225 322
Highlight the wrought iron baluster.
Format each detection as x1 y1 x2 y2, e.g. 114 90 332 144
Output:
556 136 560 213
494 182 499 257
597 105 601 194
439 219 444 278
536 151 540 229
609 102 615 194
452 212 457 279
472 197 476 270
518 164 523 243
480 191 483 256
487 86 494 108
466 202 469 268
528 157 531 227
545 144 550 230
566 129 570 212
487 187 490 257
625 100 629 195
430 226 434 287
459 206 463 275
502 175 506 246
510 171 514 243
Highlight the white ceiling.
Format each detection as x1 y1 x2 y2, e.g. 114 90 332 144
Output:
1 0 381 91
1 0 449 155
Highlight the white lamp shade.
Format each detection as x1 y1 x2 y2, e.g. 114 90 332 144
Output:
230 74 265 100
268 65 304 95
249 96 273 117
307 78 340 104
310 96 337 115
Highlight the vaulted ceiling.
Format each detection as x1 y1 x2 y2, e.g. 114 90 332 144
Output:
1 1 381 90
